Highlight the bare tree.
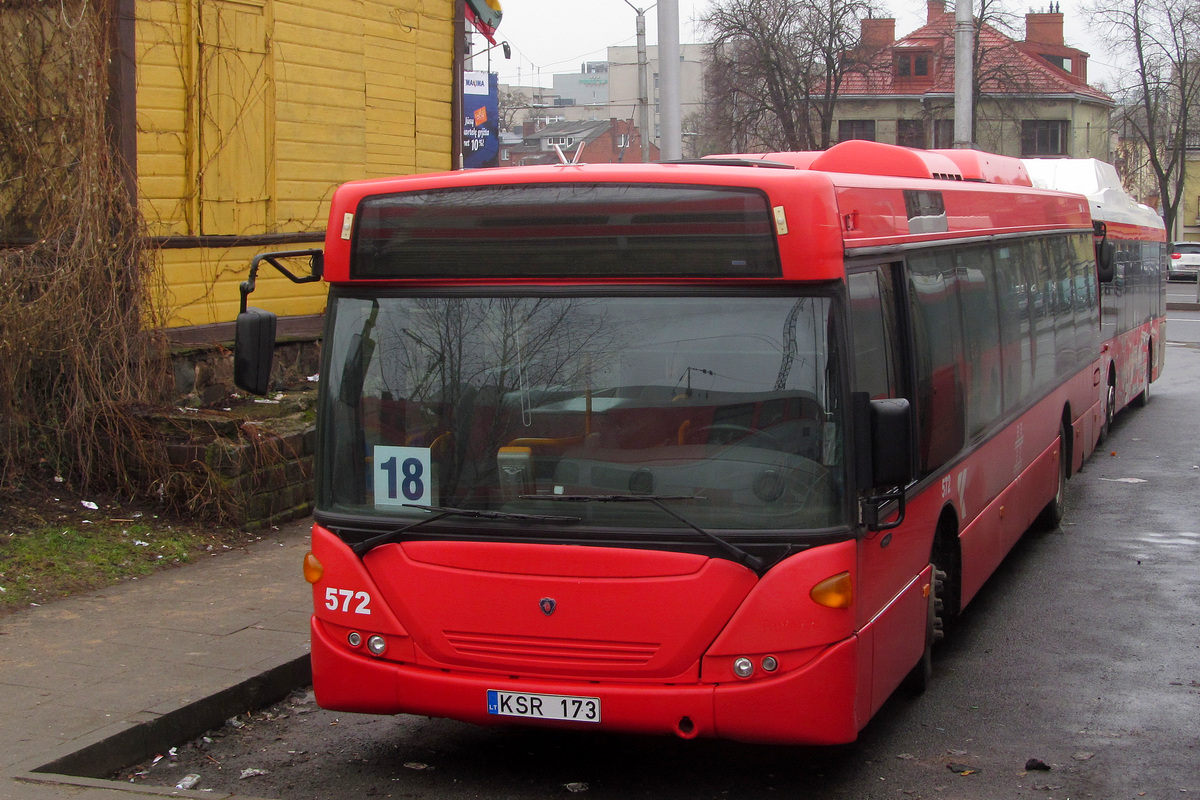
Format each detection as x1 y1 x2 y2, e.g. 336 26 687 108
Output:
701 0 879 152
681 110 719 158
498 88 532 134
371 298 621 501
967 0 1035 145
1085 0 1200 235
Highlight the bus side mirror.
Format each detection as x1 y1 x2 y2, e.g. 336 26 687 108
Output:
866 397 914 488
1097 240 1115 283
233 248 321 396
853 393 914 531
234 307 277 395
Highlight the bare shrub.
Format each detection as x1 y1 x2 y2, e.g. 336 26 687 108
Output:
0 2 172 496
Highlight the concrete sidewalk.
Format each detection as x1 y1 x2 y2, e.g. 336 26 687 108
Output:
0 518 315 800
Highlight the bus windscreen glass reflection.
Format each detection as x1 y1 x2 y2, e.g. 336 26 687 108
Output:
318 295 845 531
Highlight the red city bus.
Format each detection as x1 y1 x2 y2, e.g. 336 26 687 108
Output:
235 140 1146 745
1021 158 1167 436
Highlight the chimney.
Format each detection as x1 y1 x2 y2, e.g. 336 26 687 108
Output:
861 17 896 49
927 0 946 23
1073 53 1088 83
1025 10 1065 46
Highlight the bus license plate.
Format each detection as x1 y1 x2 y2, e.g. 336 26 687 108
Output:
487 690 601 723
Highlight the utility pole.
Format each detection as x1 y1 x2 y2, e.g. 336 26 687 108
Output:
624 0 654 162
453 0 465 168
657 0 681 160
953 0 974 148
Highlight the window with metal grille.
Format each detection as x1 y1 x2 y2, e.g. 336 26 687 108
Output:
897 119 925 148
933 120 954 148
1021 120 1069 156
838 119 876 143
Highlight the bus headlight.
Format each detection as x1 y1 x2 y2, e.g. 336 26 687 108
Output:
733 657 754 678
367 635 387 656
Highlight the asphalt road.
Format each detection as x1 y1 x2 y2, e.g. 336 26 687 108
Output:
1167 313 1200 344
1167 279 1200 308
120 344 1200 800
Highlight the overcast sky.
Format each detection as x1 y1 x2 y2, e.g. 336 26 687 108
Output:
477 0 1120 90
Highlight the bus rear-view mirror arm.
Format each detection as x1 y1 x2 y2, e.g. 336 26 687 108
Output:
852 393 915 532
234 249 325 396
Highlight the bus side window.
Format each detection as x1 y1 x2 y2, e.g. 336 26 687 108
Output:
1071 233 1100 369
994 244 1033 411
955 247 1003 441
1026 239 1058 393
848 269 900 400
907 252 966 476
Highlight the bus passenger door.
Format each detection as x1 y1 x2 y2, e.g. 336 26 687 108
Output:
847 266 928 715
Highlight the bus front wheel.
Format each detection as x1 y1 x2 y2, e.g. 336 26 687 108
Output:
904 565 945 694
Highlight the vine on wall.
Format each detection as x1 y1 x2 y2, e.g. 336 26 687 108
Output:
0 2 172 496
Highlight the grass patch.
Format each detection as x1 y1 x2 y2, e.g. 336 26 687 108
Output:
0 485 257 615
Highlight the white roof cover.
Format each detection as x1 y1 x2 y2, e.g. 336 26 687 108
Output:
1022 158 1163 231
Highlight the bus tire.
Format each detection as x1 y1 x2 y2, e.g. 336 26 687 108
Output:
930 518 961 626
1133 348 1152 407
904 566 945 694
1099 372 1115 445
1035 421 1069 530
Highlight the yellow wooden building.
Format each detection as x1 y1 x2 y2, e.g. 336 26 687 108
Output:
129 0 457 342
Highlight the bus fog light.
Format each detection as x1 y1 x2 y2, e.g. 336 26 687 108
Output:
367 635 387 656
733 657 754 678
761 656 778 672
347 632 362 647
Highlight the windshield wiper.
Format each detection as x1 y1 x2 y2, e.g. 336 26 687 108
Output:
524 494 765 573
351 504 581 557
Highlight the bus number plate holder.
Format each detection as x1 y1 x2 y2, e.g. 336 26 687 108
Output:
487 690 601 723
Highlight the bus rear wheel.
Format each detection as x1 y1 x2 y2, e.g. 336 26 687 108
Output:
1035 422 1069 530
1133 349 1152 407
1099 374 1115 444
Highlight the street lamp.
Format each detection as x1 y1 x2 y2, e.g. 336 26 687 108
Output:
477 40 512 60
467 39 511 72
623 0 655 163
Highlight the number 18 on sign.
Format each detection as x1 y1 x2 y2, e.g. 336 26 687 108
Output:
373 446 433 508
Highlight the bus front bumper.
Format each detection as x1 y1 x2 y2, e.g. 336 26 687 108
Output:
310 616 861 746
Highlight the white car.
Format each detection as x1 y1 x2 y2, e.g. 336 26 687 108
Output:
1168 242 1200 280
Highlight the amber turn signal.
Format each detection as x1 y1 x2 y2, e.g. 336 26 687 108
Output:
810 571 853 608
303 552 324 584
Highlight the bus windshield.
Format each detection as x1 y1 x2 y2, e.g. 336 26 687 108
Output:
317 292 846 532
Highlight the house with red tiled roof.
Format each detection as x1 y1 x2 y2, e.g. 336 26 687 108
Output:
834 0 1114 160
499 118 659 167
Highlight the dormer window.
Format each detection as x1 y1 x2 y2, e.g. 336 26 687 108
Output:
1040 53 1068 72
895 51 930 79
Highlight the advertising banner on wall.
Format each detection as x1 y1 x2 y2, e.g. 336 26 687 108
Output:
463 71 499 170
